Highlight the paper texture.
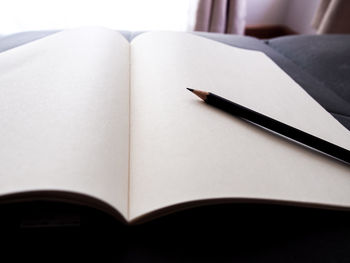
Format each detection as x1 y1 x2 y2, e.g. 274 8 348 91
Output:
0 28 349 222
129 32 350 220
0 27 130 219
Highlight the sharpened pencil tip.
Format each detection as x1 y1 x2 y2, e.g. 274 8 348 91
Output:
186 87 194 92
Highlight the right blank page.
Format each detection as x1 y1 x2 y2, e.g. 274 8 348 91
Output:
129 32 350 221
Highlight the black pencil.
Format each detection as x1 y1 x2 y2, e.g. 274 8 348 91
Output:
187 88 350 165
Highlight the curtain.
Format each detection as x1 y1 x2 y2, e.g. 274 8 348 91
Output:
193 0 246 35
312 0 350 34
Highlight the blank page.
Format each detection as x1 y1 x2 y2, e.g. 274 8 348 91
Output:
0 27 130 219
129 32 350 221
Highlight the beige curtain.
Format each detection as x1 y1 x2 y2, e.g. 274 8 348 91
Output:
312 0 350 34
193 0 246 35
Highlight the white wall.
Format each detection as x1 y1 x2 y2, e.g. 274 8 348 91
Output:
246 0 289 25
246 0 321 34
0 0 190 34
284 0 320 34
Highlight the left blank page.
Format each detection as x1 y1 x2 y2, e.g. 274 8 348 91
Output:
0 27 130 219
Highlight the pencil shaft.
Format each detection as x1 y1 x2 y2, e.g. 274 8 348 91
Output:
205 92 350 165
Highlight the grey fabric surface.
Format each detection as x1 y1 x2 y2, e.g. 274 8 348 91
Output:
0 30 349 130
267 35 350 129
0 30 59 53
267 34 350 101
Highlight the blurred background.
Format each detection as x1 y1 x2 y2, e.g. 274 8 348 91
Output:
0 0 349 37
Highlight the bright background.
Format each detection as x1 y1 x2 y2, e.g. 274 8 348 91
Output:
0 0 191 34
0 0 319 35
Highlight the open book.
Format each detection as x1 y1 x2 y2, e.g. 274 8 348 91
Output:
0 27 349 224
